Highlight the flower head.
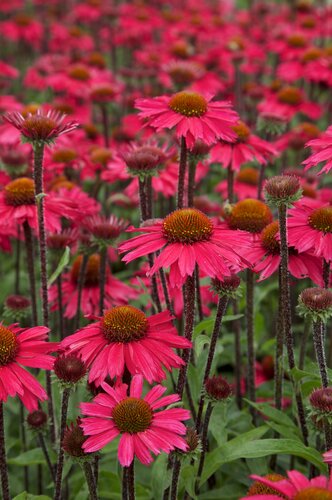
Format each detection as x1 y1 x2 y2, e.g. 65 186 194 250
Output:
3 109 78 145
135 91 238 149
54 353 87 387
298 288 332 322
60 306 191 384
80 374 190 466
265 175 302 207
228 199 273 234
62 420 89 459
0 323 57 411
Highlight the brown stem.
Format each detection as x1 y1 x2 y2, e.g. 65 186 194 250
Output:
177 137 187 209
0 402 10 500
195 403 214 495
187 156 197 207
100 104 110 148
99 247 107 316
38 433 55 481
227 166 235 203
127 461 135 500
82 462 98 500
246 269 256 424
15 227 21 294
74 254 88 331
56 274 65 340
23 221 38 325
232 300 242 409
54 388 71 500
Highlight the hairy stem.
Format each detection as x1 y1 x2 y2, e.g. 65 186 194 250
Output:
246 269 256 424
38 433 55 481
74 254 88 331
99 247 107 316
177 137 187 209
0 402 10 500
23 221 38 325
56 274 65 340
54 388 71 500
82 461 98 500
195 403 214 495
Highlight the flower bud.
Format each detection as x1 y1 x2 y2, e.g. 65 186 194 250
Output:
27 410 48 431
205 375 232 403
211 275 241 298
62 420 90 460
297 288 332 322
54 353 87 387
264 175 302 207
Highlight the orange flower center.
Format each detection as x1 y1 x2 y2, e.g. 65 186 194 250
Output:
169 91 208 117
68 65 90 81
169 67 197 85
236 168 259 185
308 207 332 233
0 325 18 366
52 149 77 163
261 221 280 254
287 34 307 47
101 306 148 343
299 122 321 138
71 254 100 286
229 199 272 233
294 488 332 500
232 121 251 141
15 14 32 26
302 47 321 62
247 473 285 496
90 148 112 165
4 178 35 206
163 208 213 243
277 87 303 106
112 398 152 434
90 86 115 102
23 115 58 140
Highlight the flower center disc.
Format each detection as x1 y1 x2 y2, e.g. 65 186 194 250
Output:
229 199 272 233
232 121 250 141
52 149 77 163
169 91 208 117
261 221 280 254
4 178 35 206
0 325 18 366
236 168 259 185
23 115 58 140
247 473 285 496
277 87 303 105
294 488 332 500
112 397 152 433
101 306 148 343
308 207 332 233
71 254 100 286
163 208 213 243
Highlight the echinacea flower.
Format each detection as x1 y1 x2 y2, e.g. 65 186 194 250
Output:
60 305 191 384
303 125 332 175
241 470 332 499
0 323 57 411
3 108 78 145
119 208 251 288
80 374 190 465
135 91 238 148
287 199 332 262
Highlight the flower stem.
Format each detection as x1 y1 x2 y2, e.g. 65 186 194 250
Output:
227 166 234 203
33 142 56 444
38 433 55 481
159 266 174 316
56 275 65 340
99 247 107 316
100 104 110 148
20 403 29 492
15 226 21 294
323 260 330 289
23 221 38 325
177 137 187 209
313 321 329 388
176 274 195 398
257 164 266 201
195 402 214 495
232 300 242 409
122 465 128 500
187 156 197 207
127 461 135 500
196 295 228 432
74 253 88 331
82 461 98 500
170 458 181 500
246 269 256 424
195 264 203 322
0 402 10 500
54 388 71 500
278 204 308 445
275 268 284 412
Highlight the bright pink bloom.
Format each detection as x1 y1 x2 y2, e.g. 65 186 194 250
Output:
210 121 277 171
80 374 190 465
135 91 238 149
119 208 251 288
303 125 332 175
242 470 332 499
0 323 57 411
287 199 332 262
60 306 191 385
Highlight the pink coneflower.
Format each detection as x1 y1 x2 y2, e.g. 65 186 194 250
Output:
60 305 191 384
80 374 190 465
242 470 332 499
247 220 324 284
119 208 251 288
135 91 238 148
287 199 332 262
210 121 277 171
3 109 78 145
303 125 332 175
49 254 137 318
0 323 57 411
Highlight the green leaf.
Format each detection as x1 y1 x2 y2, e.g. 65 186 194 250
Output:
193 314 243 337
13 493 51 500
151 454 172 500
8 448 48 466
194 334 210 357
201 437 326 485
47 246 70 287
245 401 301 438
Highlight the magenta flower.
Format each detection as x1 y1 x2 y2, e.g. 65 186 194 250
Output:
60 306 191 384
0 323 57 411
242 470 332 499
3 108 78 145
119 208 251 288
80 374 190 465
287 199 332 262
303 125 332 175
135 91 238 148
